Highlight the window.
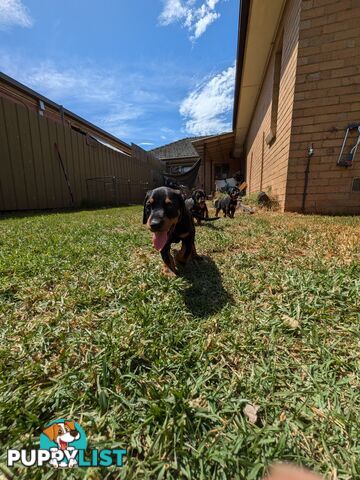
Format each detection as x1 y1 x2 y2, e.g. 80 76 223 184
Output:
214 164 229 180
266 32 283 145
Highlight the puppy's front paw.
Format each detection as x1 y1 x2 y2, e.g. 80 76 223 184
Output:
162 265 177 277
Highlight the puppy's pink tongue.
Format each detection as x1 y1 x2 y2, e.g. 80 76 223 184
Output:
152 231 168 251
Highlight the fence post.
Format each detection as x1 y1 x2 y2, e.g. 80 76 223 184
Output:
112 176 116 205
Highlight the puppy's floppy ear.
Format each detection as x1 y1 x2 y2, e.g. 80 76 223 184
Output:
43 424 58 442
191 190 197 200
143 190 151 224
65 421 76 430
174 189 185 213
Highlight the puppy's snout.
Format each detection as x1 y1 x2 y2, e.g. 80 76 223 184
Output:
149 218 164 231
70 429 78 437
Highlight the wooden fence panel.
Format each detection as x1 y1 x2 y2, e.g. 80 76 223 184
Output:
48 117 67 207
0 96 164 211
0 98 16 210
38 113 57 208
78 134 88 206
29 113 48 208
2 99 28 209
17 105 39 208
61 123 77 205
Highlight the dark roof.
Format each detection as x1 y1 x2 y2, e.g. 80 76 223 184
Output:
0 71 131 150
151 136 209 160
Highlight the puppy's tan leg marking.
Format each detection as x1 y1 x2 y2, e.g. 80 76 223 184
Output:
162 264 177 277
162 253 177 276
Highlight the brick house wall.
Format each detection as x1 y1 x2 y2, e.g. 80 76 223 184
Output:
245 0 301 209
286 0 360 213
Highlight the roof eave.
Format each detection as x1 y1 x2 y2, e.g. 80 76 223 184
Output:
232 0 287 154
232 0 251 132
191 131 234 146
155 155 199 161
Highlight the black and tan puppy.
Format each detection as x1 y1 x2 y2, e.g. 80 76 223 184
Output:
143 187 198 276
185 189 209 225
214 187 240 218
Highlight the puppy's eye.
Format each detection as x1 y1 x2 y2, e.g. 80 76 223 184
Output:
58 429 62 434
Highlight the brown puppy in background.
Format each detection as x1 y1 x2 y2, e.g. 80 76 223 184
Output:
214 187 240 218
185 189 209 224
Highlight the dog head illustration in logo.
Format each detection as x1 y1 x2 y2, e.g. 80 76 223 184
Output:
43 421 80 450
42 420 82 468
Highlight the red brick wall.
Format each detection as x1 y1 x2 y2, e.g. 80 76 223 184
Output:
245 0 301 209
286 0 360 213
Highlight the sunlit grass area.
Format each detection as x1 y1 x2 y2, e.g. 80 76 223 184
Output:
0 206 359 479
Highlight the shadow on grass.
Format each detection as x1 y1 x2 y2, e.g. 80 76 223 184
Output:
197 220 225 231
179 255 232 318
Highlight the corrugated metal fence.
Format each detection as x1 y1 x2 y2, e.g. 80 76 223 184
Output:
0 96 163 211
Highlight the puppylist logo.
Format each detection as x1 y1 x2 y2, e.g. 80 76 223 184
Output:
7 419 126 469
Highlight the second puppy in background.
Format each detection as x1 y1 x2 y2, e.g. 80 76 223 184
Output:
214 187 240 218
185 189 209 225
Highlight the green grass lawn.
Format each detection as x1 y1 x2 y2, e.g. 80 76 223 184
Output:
0 206 359 480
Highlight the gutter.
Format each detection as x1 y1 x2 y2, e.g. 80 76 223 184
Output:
191 131 234 146
232 0 251 131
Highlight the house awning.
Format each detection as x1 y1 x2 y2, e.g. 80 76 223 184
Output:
163 159 201 189
192 131 235 162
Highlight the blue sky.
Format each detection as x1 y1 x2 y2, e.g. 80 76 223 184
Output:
0 0 239 148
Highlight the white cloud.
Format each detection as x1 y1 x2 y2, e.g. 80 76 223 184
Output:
159 0 222 41
192 11 219 39
159 0 189 25
0 52 200 144
0 0 32 29
26 65 117 103
98 105 144 139
0 54 145 139
0 56 116 103
180 64 235 135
